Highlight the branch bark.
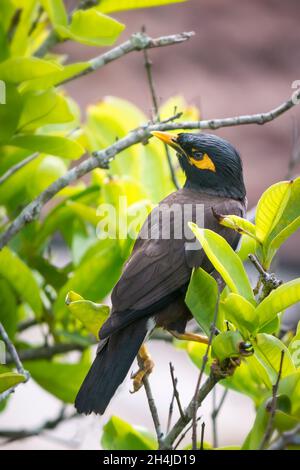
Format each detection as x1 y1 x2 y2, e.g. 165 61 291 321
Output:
160 372 219 449
5 342 89 364
60 31 194 86
1 90 299 250
0 323 29 402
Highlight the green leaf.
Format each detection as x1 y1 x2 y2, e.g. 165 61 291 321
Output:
237 234 257 262
54 239 125 318
10 134 84 159
211 330 246 363
66 290 110 338
21 62 90 92
0 372 26 393
221 293 259 337
0 279 17 339
25 353 90 403
85 97 146 181
256 279 300 329
254 334 295 382
217 214 258 240
185 268 219 335
101 416 156 450
10 0 38 56
40 0 68 28
222 354 270 403
189 224 255 302
0 247 42 316
289 323 300 368
265 178 300 267
19 89 74 131
0 57 62 83
98 0 186 13
57 10 125 47
242 399 269 450
255 180 292 243
66 201 101 226
0 83 22 144
279 372 300 417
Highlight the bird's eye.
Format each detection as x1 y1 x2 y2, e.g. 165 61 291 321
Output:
191 149 203 160
239 341 254 357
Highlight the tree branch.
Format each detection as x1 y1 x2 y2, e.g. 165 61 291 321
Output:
268 424 300 450
60 31 195 86
138 356 163 447
0 323 29 402
191 297 219 449
211 388 228 448
260 350 285 449
1 89 299 250
142 36 180 190
5 342 90 364
160 371 220 449
0 406 78 444
169 362 185 422
248 254 282 298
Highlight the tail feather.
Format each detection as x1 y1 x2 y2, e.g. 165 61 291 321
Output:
75 318 148 415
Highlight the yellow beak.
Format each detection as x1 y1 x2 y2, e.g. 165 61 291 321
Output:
151 131 180 150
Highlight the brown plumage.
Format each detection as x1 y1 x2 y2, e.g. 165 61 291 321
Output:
75 132 247 415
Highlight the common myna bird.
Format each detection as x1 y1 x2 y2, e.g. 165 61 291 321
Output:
75 132 247 415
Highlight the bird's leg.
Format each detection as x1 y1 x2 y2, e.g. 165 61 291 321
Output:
130 344 154 393
168 330 209 344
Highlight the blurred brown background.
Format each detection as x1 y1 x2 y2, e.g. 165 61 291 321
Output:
61 0 300 265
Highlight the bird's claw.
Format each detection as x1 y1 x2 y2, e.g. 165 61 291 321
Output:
130 356 154 394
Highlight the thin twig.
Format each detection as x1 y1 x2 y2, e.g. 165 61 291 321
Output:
138 356 163 447
169 362 185 420
0 406 78 444
191 297 219 449
60 31 194 87
142 37 180 189
1 89 300 250
0 323 29 402
260 350 285 449
173 417 201 450
248 254 282 299
268 424 300 450
286 117 300 179
160 372 219 449
167 388 176 434
200 422 205 450
5 342 90 364
211 388 228 448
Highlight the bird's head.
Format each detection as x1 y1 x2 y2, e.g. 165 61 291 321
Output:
151 131 246 200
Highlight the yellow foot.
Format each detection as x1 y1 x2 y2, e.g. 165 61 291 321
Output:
130 344 154 393
168 330 209 344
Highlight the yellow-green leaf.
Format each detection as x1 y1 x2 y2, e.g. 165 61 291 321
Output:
10 134 84 159
189 224 255 302
221 293 259 337
0 372 26 393
0 247 42 316
57 10 125 47
256 279 300 329
217 214 257 240
66 290 110 338
256 180 291 241
185 268 219 335
0 57 62 83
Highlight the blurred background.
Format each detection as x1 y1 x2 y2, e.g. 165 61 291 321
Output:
1 0 300 450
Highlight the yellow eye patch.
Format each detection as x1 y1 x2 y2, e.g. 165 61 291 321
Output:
189 153 216 172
